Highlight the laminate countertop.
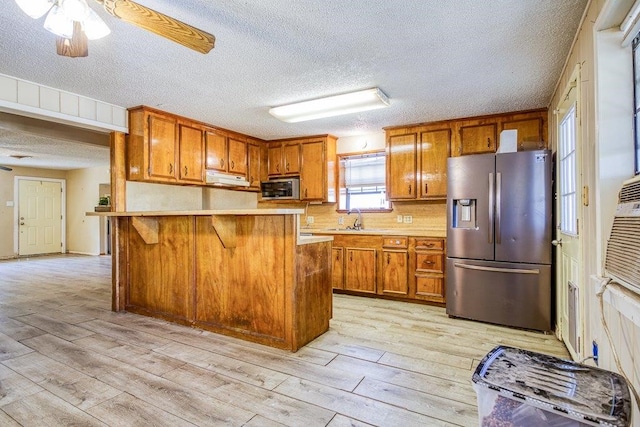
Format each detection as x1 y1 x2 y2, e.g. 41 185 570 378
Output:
86 208 305 217
302 227 446 238
86 209 332 245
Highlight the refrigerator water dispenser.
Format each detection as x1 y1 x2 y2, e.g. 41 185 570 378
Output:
452 199 477 229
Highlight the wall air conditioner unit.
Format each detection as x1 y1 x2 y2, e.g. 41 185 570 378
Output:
604 174 640 294
205 171 250 187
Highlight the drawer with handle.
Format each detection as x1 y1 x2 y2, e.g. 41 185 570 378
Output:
415 252 443 273
382 237 408 249
414 238 444 251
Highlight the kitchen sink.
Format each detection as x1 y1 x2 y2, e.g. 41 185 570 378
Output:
323 227 384 232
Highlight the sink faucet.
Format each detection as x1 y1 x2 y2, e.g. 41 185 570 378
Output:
348 208 363 230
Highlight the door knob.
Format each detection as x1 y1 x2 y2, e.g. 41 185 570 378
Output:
20 222 25 225
551 239 562 247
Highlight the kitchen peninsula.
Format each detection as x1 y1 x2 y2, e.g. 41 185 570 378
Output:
88 209 333 352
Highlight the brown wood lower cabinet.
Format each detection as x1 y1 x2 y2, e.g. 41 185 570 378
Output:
116 212 332 352
345 247 377 293
332 247 345 290
410 237 446 303
330 233 445 305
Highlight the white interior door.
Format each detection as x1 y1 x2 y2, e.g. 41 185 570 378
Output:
18 179 63 256
555 68 583 360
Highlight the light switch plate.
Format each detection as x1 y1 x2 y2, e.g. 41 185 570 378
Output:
6 201 14 207
306 216 314 224
397 215 403 223
403 215 413 224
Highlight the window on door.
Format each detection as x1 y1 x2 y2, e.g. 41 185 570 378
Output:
338 150 390 211
559 103 578 235
633 32 640 175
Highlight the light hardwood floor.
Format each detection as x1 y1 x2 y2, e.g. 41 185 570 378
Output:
0 254 568 426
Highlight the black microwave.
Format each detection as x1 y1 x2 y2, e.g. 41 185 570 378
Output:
261 178 300 200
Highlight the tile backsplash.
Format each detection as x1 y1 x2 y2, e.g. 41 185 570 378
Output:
261 200 447 232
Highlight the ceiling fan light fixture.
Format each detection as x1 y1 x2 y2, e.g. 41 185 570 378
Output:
82 7 110 40
60 0 89 22
14 0 54 19
44 5 74 38
269 88 390 123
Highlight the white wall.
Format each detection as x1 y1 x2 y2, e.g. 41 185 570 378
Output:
337 132 385 154
66 166 110 255
126 181 203 211
203 187 257 209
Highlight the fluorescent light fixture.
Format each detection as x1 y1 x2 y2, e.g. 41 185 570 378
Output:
269 87 390 123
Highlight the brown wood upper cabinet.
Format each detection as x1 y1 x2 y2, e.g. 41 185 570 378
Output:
267 141 300 176
387 133 417 200
452 109 548 156
247 141 262 189
205 129 247 176
127 106 204 184
385 109 547 198
458 123 496 156
178 122 205 184
268 135 337 202
386 128 450 200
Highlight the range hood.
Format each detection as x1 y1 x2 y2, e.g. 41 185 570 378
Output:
205 171 250 187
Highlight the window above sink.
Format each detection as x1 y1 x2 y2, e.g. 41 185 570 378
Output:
338 150 391 212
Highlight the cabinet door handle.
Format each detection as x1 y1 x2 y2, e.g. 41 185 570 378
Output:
425 183 428 194
350 252 353 262
487 137 491 147
423 260 434 266
304 188 308 198
286 162 290 172
276 164 280 172
408 184 412 195
231 160 235 170
426 243 434 247
184 166 188 176
336 253 340 261
169 163 173 174
386 254 390 265
220 159 225 168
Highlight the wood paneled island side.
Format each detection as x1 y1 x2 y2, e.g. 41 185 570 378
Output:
87 209 333 351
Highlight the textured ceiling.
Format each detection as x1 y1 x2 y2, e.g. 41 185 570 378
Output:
0 0 588 170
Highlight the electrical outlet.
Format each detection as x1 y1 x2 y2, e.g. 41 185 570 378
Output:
306 216 314 224
403 215 413 224
397 215 403 223
592 341 599 366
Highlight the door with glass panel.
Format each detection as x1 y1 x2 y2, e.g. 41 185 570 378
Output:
555 68 583 360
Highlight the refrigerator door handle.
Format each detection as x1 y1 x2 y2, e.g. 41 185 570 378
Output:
496 172 502 244
453 262 540 275
488 173 494 244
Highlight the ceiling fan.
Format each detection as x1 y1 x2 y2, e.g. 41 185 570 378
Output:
14 0 215 57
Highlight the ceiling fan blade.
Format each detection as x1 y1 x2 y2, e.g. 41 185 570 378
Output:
0 166 13 171
96 0 215 54
56 21 89 57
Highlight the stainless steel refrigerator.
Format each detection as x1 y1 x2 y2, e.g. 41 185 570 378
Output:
446 149 552 331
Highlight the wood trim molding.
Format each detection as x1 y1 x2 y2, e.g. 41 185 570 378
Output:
211 215 237 248
131 217 159 244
